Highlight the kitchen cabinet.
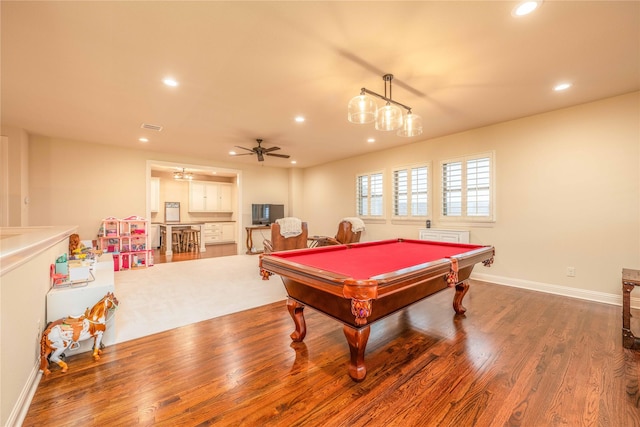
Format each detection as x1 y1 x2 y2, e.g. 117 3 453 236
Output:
189 181 233 212
204 222 235 244
150 223 160 248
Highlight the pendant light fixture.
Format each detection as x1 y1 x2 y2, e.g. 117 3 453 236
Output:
347 74 423 137
173 168 193 180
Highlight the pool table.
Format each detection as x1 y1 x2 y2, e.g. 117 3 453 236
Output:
259 238 495 381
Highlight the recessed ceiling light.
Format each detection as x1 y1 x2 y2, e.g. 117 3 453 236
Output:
367 138 375 143
512 1 540 17
291 160 297 164
554 82 572 91
229 151 237 156
163 78 179 87
139 137 149 143
295 116 305 123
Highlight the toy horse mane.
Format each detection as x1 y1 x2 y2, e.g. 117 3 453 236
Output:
87 292 118 322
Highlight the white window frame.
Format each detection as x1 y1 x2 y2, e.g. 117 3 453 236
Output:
356 171 385 219
391 163 429 220
439 152 495 224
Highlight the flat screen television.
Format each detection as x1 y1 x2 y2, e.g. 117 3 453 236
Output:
252 204 285 225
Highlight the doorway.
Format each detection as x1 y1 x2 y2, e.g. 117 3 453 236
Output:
145 160 242 256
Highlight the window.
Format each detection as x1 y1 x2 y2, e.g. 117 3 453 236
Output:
392 165 428 218
441 153 494 221
356 172 384 218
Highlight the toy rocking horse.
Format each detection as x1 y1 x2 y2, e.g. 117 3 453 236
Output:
40 292 119 375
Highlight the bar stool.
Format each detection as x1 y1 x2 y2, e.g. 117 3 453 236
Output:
193 229 201 251
182 228 200 252
172 230 182 253
160 228 167 252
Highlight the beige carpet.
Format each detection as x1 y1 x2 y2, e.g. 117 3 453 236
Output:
113 254 287 343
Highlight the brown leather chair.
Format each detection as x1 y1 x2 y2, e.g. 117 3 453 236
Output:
316 220 362 247
263 221 309 254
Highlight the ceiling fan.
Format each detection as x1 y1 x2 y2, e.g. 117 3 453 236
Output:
233 139 290 162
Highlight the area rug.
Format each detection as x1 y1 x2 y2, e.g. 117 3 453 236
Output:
113 254 287 343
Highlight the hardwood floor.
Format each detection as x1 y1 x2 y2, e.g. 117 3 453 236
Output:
25 282 640 426
153 243 238 264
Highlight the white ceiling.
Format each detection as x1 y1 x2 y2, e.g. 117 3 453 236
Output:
2 1 639 169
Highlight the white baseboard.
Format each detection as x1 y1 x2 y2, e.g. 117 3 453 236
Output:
471 272 640 309
7 362 41 427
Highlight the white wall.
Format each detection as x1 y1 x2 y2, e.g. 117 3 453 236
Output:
302 92 640 298
1 229 73 426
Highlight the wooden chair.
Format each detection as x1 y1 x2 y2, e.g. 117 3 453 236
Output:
316 220 362 247
263 221 309 254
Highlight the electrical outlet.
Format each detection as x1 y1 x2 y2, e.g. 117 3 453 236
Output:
566 267 576 277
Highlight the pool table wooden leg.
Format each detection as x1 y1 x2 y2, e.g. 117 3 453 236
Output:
453 280 469 314
287 298 307 342
343 325 371 382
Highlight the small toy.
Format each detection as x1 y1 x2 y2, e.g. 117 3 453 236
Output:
50 263 68 286
68 234 85 254
39 292 119 375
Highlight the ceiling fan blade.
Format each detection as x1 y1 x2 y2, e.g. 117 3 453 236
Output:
231 152 254 156
235 146 255 152
257 152 265 161
266 153 290 158
263 146 281 152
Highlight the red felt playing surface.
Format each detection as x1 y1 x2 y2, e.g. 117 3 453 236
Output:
272 239 484 280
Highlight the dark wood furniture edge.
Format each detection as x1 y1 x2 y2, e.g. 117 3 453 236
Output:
622 268 640 350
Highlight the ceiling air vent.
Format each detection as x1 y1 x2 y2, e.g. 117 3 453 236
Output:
141 123 163 132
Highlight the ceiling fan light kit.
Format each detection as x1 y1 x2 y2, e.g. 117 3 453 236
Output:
233 139 291 162
348 74 423 137
174 168 193 180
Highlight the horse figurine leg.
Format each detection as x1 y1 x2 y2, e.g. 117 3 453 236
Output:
40 320 71 375
91 332 104 361
48 347 69 373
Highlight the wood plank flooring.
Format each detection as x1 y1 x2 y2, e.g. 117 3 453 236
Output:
24 282 640 426
153 243 238 264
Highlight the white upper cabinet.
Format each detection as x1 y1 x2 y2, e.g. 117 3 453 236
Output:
217 183 232 211
189 181 233 212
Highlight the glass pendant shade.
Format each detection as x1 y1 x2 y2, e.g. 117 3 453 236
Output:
397 112 423 137
375 102 404 131
174 168 193 180
347 94 377 124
